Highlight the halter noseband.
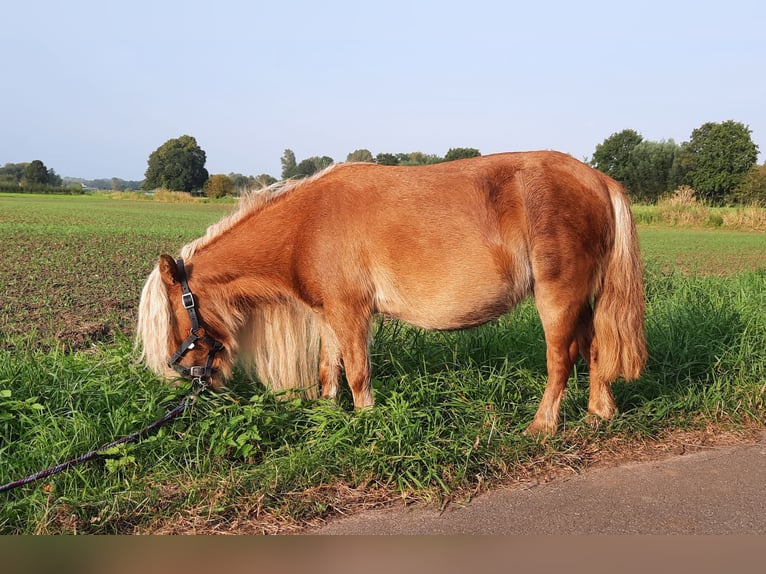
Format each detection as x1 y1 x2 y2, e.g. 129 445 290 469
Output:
167 258 224 383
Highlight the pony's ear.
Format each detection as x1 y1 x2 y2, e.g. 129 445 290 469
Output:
158 254 180 287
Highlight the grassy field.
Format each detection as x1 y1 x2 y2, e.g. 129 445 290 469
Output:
1 193 764 533
0 194 233 348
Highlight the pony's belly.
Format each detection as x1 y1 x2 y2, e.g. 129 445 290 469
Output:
369 242 532 330
375 283 517 331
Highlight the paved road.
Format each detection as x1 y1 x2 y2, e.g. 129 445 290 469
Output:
311 432 766 534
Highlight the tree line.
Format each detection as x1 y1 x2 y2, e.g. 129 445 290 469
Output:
0 161 141 193
590 120 762 204
140 124 762 204
278 147 480 180
4 121 763 204
0 160 63 190
142 137 482 198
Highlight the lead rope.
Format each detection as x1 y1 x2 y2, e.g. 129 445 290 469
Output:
0 380 207 494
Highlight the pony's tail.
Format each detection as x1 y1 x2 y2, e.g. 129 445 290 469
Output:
593 179 647 382
241 299 321 399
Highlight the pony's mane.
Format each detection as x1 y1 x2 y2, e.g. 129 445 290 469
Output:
179 163 341 260
135 264 173 376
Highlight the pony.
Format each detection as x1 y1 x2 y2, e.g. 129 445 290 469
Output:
136 151 646 435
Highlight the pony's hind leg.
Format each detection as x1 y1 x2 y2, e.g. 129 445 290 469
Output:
526 284 584 436
571 303 616 421
571 304 616 424
573 303 594 366
585 335 618 422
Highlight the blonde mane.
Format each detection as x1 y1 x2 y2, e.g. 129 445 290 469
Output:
136 265 173 377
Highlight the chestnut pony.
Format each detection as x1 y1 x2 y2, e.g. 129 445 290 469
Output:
136 151 646 435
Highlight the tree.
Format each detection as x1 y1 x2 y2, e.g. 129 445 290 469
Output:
444 147 481 162
47 168 62 187
346 149 374 163
398 151 443 166
375 153 399 166
590 129 644 183
228 172 277 193
228 172 251 192
293 156 334 178
0 162 25 184
204 174 235 198
623 140 681 203
143 135 209 192
252 173 277 189
281 149 297 179
731 163 766 205
681 120 759 203
22 160 50 187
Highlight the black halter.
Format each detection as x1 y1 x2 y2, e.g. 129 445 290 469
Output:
167 258 224 383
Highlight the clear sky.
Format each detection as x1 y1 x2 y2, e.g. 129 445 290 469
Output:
2 0 764 181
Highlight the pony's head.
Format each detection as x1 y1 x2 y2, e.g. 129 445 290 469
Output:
136 178 325 397
136 254 235 389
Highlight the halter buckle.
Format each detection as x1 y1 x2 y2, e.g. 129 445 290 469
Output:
182 292 195 310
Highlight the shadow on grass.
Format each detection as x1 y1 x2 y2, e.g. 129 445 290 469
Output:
223 267 763 437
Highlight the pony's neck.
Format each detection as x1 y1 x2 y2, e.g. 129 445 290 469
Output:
187 196 300 306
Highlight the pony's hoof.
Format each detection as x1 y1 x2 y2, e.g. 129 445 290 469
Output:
585 409 615 430
524 420 557 438
584 413 604 430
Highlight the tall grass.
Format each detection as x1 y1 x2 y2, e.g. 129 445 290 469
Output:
631 192 766 231
1 268 764 533
105 190 237 204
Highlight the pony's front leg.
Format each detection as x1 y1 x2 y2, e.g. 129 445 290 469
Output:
343 342 374 410
319 319 341 401
326 311 374 409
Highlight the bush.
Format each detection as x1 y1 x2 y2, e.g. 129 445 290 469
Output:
0 183 83 195
730 164 766 206
203 174 234 199
633 186 766 231
660 185 698 206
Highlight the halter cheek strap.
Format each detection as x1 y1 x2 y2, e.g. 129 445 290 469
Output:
167 258 224 382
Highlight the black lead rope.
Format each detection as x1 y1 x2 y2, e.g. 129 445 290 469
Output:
0 381 207 494
2 257 223 495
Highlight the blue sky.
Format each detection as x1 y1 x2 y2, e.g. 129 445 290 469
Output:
2 0 764 180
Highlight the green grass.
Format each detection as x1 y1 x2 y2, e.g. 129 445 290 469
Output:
0 194 765 533
639 227 766 275
0 194 233 348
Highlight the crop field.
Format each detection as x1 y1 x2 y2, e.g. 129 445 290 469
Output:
1 193 765 533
